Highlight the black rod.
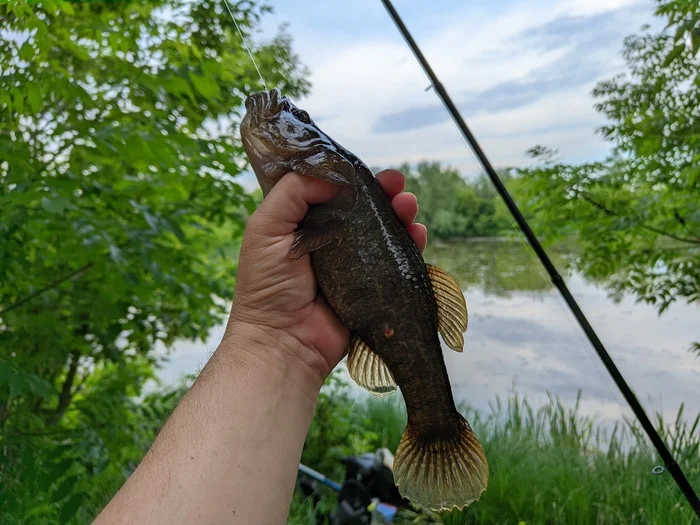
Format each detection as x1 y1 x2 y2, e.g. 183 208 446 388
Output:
380 0 700 517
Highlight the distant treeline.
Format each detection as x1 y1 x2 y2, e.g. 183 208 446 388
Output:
393 161 516 239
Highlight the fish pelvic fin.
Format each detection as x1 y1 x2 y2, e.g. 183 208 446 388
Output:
347 335 397 397
427 264 468 352
288 220 344 259
393 414 488 511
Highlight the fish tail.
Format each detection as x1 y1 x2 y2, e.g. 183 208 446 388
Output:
393 413 488 511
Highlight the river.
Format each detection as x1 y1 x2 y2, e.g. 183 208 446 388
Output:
155 239 699 425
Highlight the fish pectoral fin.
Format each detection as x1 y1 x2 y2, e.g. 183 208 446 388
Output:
291 149 355 186
427 264 468 352
288 220 344 259
347 335 397 397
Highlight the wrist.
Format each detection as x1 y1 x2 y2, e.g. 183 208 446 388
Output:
217 321 327 401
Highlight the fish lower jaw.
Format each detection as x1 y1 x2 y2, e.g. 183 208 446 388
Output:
245 134 274 158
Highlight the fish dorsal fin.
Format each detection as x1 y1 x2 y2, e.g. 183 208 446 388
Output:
347 335 397 396
427 264 468 352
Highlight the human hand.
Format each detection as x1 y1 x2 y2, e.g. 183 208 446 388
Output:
226 169 426 383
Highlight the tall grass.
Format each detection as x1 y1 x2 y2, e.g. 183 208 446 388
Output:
294 375 700 524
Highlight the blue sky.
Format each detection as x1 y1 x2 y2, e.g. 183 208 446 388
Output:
245 0 658 181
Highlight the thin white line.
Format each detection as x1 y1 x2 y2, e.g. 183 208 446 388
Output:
223 0 268 90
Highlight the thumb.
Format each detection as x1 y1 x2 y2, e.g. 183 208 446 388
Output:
252 172 342 236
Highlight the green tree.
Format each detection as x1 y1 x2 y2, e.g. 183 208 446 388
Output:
517 0 699 333
396 160 511 239
0 0 309 521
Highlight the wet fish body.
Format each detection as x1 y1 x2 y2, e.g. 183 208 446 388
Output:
240 89 488 510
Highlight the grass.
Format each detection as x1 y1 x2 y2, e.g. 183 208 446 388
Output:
292 374 700 524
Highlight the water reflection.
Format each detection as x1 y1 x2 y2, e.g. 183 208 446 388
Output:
426 240 699 425
157 240 699 425
423 239 572 297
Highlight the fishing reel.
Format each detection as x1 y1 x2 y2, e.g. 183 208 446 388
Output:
332 448 405 524
297 448 406 524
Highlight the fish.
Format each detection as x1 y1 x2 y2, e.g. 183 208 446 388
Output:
239 88 488 511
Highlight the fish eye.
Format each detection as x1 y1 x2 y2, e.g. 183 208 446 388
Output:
296 110 311 124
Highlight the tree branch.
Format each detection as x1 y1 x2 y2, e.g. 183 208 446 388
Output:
0 262 93 316
579 193 700 244
9 423 109 438
0 401 8 427
50 350 81 424
673 208 699 240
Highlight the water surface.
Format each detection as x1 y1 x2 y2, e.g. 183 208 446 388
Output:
157 240 699 424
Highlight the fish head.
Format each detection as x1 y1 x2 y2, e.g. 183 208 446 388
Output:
240 89 342 194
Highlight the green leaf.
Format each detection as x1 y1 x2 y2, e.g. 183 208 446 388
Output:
163 217 186 241
41 459 76 491
26 374 51 397
109 244 124 265
165 76 196 104
663 44 685 67
41 196 71 214
52 475 79 502
43 1 58 16
188 72 221 101
60 493 85 523
7 374 26 397
142 209 159 231
27 84 42 113
175 42 190 60
0 362 12 383
201 60 221 77
19 42 35 61
108 32 121 53
61 2 75 16
11 86 24 114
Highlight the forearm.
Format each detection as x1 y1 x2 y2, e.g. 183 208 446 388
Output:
94 323 323 525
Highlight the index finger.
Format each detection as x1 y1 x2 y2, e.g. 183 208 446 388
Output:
253 172 341 236
376 169 405 200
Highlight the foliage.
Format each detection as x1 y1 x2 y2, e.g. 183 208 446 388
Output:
299 372 383 518
3 371 188 524
657 0 700 60
391 161 513 239
0 0 308 521
293 374 700 524
516 0 700 318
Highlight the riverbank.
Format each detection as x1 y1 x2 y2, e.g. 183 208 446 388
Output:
290 374 700 524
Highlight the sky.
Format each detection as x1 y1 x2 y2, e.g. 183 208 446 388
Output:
241 0 659 186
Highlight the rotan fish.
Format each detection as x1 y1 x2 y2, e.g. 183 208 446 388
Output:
240 89 488 511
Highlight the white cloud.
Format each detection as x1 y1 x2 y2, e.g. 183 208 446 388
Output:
254 0 652 177
557 0 641 17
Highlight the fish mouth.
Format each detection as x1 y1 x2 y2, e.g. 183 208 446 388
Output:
244 88 286 125
241 89 287 158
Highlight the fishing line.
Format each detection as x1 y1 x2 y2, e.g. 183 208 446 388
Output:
379 0 700 517
222 0 268 90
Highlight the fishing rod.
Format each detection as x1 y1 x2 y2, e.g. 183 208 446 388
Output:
379 0 700 518
298 463 343 492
